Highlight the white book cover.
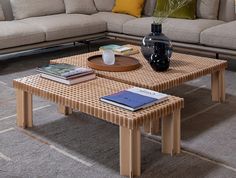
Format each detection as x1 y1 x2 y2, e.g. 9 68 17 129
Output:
126 87 168 100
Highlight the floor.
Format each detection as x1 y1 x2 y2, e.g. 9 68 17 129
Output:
0 40 236 178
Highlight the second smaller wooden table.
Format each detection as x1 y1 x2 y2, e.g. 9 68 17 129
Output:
13 75 183 177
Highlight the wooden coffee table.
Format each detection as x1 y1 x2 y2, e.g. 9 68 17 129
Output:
51 46 227 102
51 46 227 133
13 75 183 177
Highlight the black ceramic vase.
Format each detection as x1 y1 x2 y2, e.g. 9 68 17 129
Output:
141 23 173 72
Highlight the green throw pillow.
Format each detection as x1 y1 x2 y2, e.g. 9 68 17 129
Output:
155 0 196 20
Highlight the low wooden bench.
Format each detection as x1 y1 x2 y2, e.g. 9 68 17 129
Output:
13 75 184 177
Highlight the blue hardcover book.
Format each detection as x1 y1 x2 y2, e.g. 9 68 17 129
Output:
100 87 168 111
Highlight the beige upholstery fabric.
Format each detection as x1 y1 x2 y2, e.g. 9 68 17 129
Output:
92 12 136 33
10 0 65 20
219 0 235 22
0 0 13 20
201 21 236 49
123 17 224 43
0 21 45 49
64 0 97 14
143 0 157 16
94 0 115 12
197 0 220 20
21 14 107 41
0 4 5 21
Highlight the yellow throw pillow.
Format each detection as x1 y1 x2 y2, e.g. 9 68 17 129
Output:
112 0 145 17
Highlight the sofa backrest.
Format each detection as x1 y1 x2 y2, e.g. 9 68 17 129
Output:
10 0 65 20
0 0 13 20
218 0 235 21
0 0 235 21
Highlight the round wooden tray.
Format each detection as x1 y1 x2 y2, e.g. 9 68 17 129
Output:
87 55 141 72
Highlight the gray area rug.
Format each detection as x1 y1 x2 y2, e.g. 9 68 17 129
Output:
0 39 236 177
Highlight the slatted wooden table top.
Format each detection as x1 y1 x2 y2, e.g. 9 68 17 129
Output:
51 46 227 91
13 75 183 129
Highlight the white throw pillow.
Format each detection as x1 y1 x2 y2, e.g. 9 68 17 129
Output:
64 0 97 14
10 0 65 20
197 0 220 20
0 4 5 21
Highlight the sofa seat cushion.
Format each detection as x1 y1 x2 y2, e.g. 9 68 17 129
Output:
123 17 224 43
21 14 107 41
200 21 236 50
92 12 136 33
0 21 45 50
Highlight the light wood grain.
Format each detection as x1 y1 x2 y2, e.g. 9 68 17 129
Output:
173 109 181 154
51 45 227 97
13 76 183 130
13 74 184 177
120 126 141 177
162 115 174 155
58 105 73 115
211 70 226 102
16 89 33 128
143 118 161 135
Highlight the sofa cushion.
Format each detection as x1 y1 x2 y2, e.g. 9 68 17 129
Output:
0 0 14 20
0 4 5 21
112 0 145 17
64 0 97 14
143 0 156 16
200 21 236 50
0 21 45 49
21 14 107 41
197 0 220 20
10 0 65 20
219 0 235 22
123 17 224 43
92 12 135 33
94 0 115 12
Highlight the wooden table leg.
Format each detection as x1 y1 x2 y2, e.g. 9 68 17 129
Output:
211 70 225 102
58 105 73 115
162 115 173 155
173 109 181 154
143 118 161 135
162 109 181 155
16 89 33 128
120 126 141 177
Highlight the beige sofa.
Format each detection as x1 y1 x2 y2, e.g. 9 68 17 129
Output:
0 0 235 57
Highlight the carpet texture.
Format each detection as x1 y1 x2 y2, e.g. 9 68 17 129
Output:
0 39 236 178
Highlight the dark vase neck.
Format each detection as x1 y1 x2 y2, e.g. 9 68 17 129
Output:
151 23 162 35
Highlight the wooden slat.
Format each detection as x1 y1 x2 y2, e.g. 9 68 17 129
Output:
58 105 73 115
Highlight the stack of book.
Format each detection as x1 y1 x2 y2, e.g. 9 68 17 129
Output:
99 44 139 56
100 87 168 112
37 64 96 85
